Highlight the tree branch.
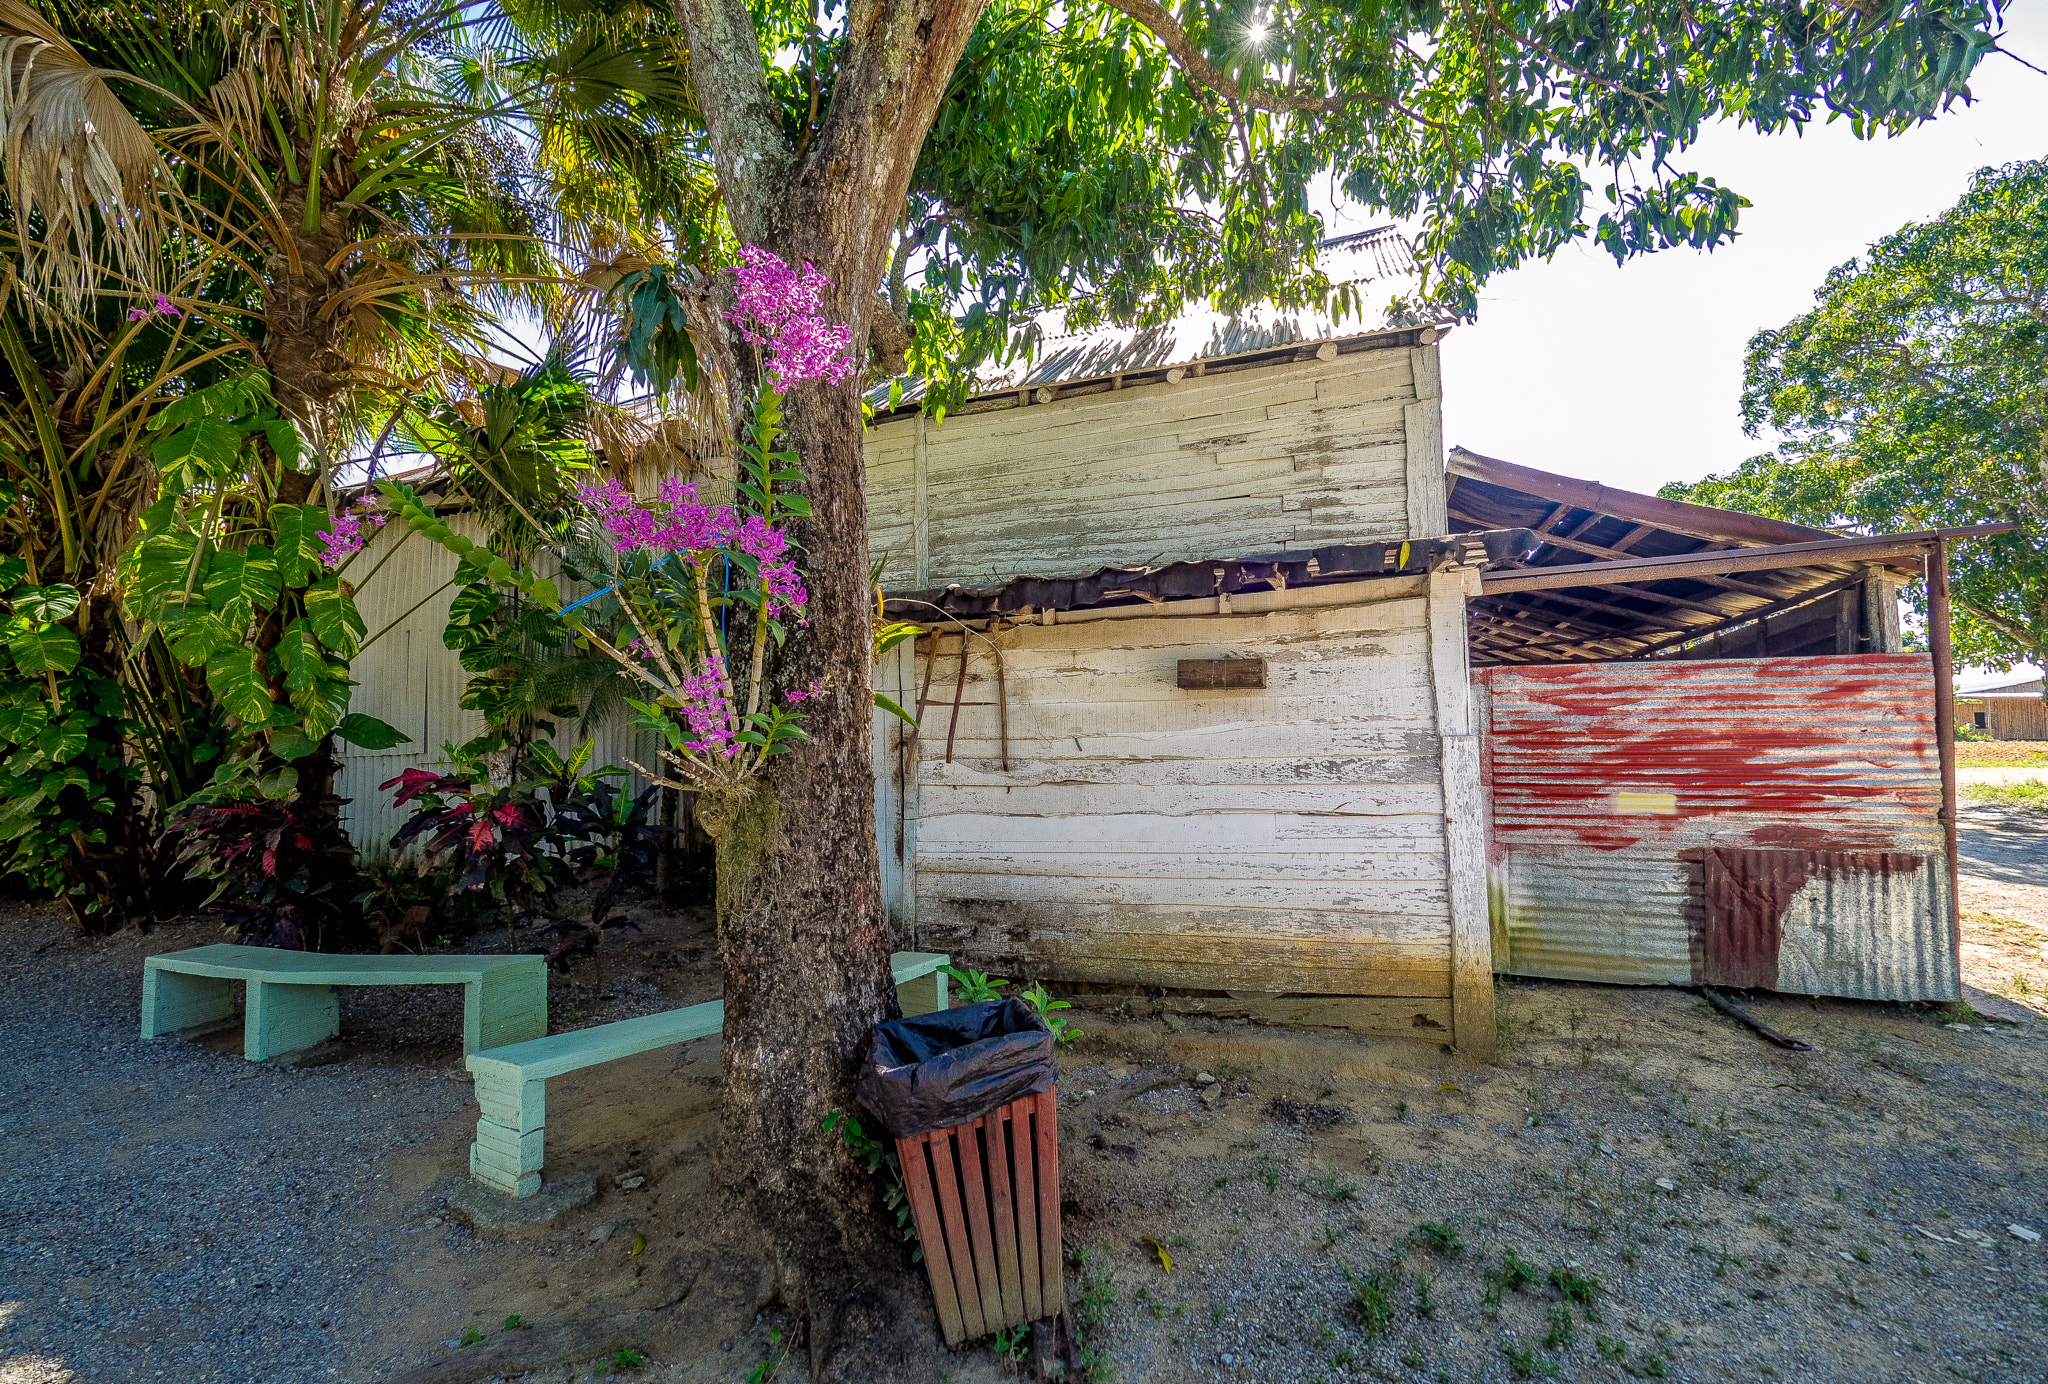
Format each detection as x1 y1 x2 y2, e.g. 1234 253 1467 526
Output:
1096 0 1449 127
1953 594 2047 653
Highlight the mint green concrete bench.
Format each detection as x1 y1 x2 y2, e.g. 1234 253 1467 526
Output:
466 951 949 1197
142 944 546 1062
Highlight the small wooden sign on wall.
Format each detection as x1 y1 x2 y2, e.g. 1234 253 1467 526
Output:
1177 658 1266 689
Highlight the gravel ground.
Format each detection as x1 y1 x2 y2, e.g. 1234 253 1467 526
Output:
0 909 462 1383
0 901 709 1384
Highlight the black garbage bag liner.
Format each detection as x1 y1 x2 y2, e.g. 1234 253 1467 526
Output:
856 997 1058 1139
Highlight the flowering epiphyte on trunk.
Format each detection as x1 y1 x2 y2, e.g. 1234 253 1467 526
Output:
727 245 856 391
576 476 806 619
318 501 389 569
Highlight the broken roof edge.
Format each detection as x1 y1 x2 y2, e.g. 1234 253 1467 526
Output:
1446 446 1842 549
881 528 1539 622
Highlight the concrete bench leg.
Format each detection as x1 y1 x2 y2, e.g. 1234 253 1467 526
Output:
469 1067 546 1198
898 968 949 1017
141 966 236 1041
465 961 547 1055
244 980 339 1062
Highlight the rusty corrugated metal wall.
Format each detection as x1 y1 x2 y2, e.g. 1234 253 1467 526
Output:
1476 655 1957 1001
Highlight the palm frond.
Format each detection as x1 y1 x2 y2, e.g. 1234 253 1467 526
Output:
0 0 168 316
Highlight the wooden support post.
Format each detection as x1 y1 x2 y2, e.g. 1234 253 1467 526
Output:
1404 342 1447 538
1429 566 1495 1060
1864 568 1902 652
1927 540 1962 995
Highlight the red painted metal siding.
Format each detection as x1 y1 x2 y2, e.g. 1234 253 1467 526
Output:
1477 655 1957 1000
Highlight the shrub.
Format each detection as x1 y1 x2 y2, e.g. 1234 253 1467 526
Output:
160 769 358 949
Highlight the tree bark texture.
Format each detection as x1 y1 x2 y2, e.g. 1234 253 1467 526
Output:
390 3 997 1376
665 0 994 1377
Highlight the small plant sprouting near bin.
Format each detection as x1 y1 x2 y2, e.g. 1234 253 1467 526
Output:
939 966 1081 1044
743 1327 789 1383
823 1107 919 1258
941 965 1008 1002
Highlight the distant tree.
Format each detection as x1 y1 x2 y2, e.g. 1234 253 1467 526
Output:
1669 159 2048 687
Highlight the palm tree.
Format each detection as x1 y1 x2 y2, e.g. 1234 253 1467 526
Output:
0 0 700 926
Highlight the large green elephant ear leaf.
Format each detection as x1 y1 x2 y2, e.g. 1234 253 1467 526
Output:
304 577 367 655
10 584 80 621
128 531 204 611
270 503 332 588
275 618 328 693
6 624 80 676
204 646 277 723
150 417 246 486
163 607 237 666
203 547 281 629
335 712 411 749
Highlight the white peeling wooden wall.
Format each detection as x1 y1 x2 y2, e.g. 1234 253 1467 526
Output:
865 338 1446 587
902 581 1460 1008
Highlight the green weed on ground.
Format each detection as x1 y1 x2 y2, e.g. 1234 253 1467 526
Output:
1965 780 2048 811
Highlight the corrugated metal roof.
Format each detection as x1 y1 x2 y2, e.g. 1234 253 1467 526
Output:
1448 447 1924 665
1478 655 1956 1000
870 226 1435 411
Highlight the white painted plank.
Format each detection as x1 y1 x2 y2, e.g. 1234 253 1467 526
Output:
916 754 1442 789
915 897 1450 945
929 724 1444 761
916 781 1445 818
918 693 1440 739
918 850 1448 882
913 810 1448 850
913 871 1448 911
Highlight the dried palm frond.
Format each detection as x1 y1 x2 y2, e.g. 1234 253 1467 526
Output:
0 0 166 315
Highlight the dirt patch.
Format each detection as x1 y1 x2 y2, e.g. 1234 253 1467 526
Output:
1054 983 2047 1384
4 892 2045 1384
1954 739 2048 768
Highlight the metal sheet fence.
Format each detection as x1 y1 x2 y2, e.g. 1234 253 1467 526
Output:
1476 655 1956 1000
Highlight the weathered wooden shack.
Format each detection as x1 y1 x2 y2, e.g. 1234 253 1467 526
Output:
871 334 1987 1045
338 230 1990 1056
1960 678 2047 741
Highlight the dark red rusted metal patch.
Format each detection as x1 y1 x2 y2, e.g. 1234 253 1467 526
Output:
1697 848 1928 989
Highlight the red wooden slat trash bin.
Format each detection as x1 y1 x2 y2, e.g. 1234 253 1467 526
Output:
895 1087 1062 1346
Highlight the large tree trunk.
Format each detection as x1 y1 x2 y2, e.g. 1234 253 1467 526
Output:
669 0 994 1375
392 3 993 1378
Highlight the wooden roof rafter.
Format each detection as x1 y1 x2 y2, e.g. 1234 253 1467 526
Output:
1441 448 2017 664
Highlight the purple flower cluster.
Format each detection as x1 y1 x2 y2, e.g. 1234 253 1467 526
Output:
728 245 856 390
126 293 181 323
783 678 827 705
317 502 387 568
677 667 737 757
575 479 808 618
